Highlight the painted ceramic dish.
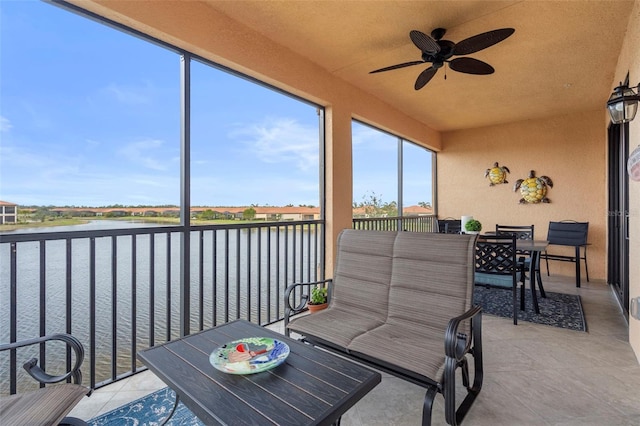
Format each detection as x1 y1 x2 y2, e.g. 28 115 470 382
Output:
209 337 290 375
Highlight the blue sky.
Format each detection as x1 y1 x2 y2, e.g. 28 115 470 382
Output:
0 0 431 208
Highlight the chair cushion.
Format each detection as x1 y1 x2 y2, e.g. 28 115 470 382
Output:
287 307 385 348
475 272 514 288
348 322 446 383
0 383 89 426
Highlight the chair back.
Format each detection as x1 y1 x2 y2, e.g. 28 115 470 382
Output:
475 234 519 324
475 234 517 286
437 218 462 234
496 224 534 255
546 221 588 246
495 224 534 240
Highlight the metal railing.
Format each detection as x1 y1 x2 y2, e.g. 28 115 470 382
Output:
0 220 323 394
352 215 437 232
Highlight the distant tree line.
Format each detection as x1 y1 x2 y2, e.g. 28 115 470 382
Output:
352 192 431 218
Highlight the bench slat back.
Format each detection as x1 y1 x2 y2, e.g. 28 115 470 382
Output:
547 221 588 246
331 230 396 321
387 232 476 333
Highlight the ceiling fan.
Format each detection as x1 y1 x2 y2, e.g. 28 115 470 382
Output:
370 27 515 90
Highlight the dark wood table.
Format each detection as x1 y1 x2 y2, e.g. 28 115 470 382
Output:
137 319 381 425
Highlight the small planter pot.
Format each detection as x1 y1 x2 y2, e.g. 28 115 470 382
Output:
307 302 328 313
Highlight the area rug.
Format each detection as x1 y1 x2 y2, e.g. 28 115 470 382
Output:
473 286 587 331
89 387 202 426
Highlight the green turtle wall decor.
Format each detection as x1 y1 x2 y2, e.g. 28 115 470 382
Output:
484 162 510 186
514 170 553 203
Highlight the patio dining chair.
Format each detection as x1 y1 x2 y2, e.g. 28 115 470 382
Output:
0 333 90 425
541 220 590 286
475 234 522 324
495 224 546 298
437 217 462 234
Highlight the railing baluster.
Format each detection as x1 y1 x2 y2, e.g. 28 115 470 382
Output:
276 226 281 320
149 234 155 348
166 232 171 342
224 229 229 323
199 230 204 331
111 236 117 381
212 229 217 326
131 235 137 373
292 224 296 287
257 227 262 325
39 241 46 388
246 227 251 322
9 242 17 394
89 237 96 390
65 238 72 382
235 228 241 320
267 227 272 323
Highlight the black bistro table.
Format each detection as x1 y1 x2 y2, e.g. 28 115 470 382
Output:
138 319 381 425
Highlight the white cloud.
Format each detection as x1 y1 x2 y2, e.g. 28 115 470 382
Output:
0 116 13 132
85 139 101 148
103 82 152 105
352 122 397 151
117 139 168 171
230 118 319 171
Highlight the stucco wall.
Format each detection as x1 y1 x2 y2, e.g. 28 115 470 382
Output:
612 0 640 361
438 110 606 280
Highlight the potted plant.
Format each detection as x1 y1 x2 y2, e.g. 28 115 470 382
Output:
307 286 328 313
464 219 482 234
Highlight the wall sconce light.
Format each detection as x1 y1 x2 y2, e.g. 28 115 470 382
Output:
607 82 640 124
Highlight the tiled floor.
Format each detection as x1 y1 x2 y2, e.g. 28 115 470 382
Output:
70 275 640 425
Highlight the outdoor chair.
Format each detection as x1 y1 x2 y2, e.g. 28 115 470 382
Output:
541 220 590 286
0 333 90 426
437 217 462 234
495 224 545 297
475 234 522 324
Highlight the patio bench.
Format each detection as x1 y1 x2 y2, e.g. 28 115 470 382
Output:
284 229 482 426
0 333 90 425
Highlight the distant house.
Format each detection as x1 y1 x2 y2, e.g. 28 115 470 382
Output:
402 205 433 216
0 201 18 224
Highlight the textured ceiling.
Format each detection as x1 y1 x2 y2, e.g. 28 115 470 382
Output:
203 0 634 131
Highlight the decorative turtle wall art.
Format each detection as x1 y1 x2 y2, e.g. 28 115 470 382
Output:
484 162 510 186
514 170 553 204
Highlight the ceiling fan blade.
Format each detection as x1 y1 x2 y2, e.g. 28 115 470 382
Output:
453 28 515 55
414 67 438 90
409 30 440 54
449 57 495 74
369 60 425 74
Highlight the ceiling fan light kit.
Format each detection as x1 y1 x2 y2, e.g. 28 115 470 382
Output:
370 27 515 90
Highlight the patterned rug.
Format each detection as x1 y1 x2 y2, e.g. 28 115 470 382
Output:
474 286 587 331
89 387 202 426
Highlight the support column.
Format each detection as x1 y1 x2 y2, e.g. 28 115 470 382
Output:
324 105 353 275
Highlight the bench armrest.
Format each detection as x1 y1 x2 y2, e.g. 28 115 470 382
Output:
444 305 482 361
443 306 483 424
284 279 333 334
284 279 333 312
0 333 85 386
